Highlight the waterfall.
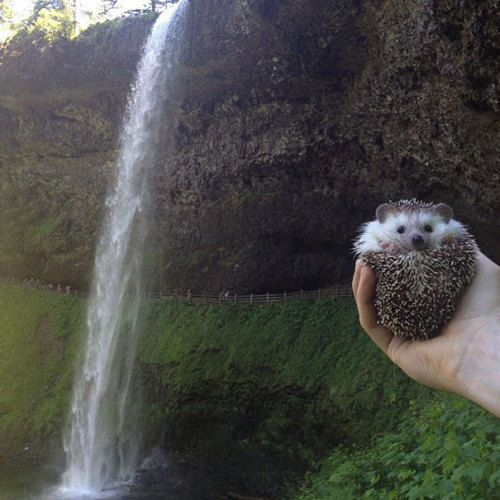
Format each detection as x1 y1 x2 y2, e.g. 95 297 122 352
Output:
60 2 187 494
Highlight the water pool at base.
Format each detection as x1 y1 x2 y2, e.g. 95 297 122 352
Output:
0 465 195 500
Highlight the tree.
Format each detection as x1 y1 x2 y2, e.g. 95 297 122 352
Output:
146 1 179 14
26 0 75 39
98 0 118 17
118 0 178 17
0 1 13 24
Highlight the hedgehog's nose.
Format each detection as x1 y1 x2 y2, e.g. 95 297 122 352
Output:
412 234 426 250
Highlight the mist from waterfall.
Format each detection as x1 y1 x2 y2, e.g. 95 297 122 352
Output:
60 1 187 495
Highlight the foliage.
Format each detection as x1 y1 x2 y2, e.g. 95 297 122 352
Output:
137 296 438 495
25 0 75 41
0 1 13 24
135 1 180 14
0 285 84 459
138 298 499 497
139 298 433 448
296 397 499 499
0 285 496 500
99 0 119 17
75 12 155 45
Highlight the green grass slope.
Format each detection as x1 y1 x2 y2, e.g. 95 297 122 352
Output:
139 298 432 450
0 285 84 464
0 286 497 498
138 297 499 498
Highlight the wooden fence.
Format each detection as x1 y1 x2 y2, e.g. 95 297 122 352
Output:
0 277 353 305
146 285 353 304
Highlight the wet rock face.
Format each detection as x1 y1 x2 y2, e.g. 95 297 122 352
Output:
154 0 499 292
0 0 498 292
151 0 367 292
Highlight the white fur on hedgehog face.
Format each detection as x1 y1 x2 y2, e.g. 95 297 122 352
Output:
354 209 468 256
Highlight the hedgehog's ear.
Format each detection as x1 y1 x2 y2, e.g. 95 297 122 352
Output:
433 203 454 222
375 203 396 223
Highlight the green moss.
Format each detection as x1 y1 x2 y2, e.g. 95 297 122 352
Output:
137 297 498 496
1 287 495 497
137 298 434 464
0 285 84 457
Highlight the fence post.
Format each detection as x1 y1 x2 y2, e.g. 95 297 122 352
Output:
1 279 351 304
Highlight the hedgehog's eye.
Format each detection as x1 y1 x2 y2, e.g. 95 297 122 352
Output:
424 224 433 233
397 226 405 234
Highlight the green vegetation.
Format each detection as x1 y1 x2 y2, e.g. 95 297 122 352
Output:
26 0 75 41
137 298 499 498
0 284 84 461
0 1 13 24
0 0 178 43
297 398 499 499
0 286 497 498
139 298 431 435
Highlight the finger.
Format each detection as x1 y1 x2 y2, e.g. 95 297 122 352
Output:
352 260 362 298
355 263 394 354
355 263 378 330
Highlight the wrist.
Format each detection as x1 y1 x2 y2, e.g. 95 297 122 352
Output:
452 319 500 417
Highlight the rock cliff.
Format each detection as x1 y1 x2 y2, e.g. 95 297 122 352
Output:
0 0 498 292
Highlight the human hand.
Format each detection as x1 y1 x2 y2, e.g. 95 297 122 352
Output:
352 252 500 417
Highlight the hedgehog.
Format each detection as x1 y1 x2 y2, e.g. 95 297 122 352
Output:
353 199 479 340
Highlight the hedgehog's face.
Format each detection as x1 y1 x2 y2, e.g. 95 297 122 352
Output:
376 203 455 254
382 212 448 252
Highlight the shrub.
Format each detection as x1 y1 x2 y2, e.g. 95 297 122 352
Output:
297 397 499 499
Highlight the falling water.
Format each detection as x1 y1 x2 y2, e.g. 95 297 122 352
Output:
60 2 187 495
